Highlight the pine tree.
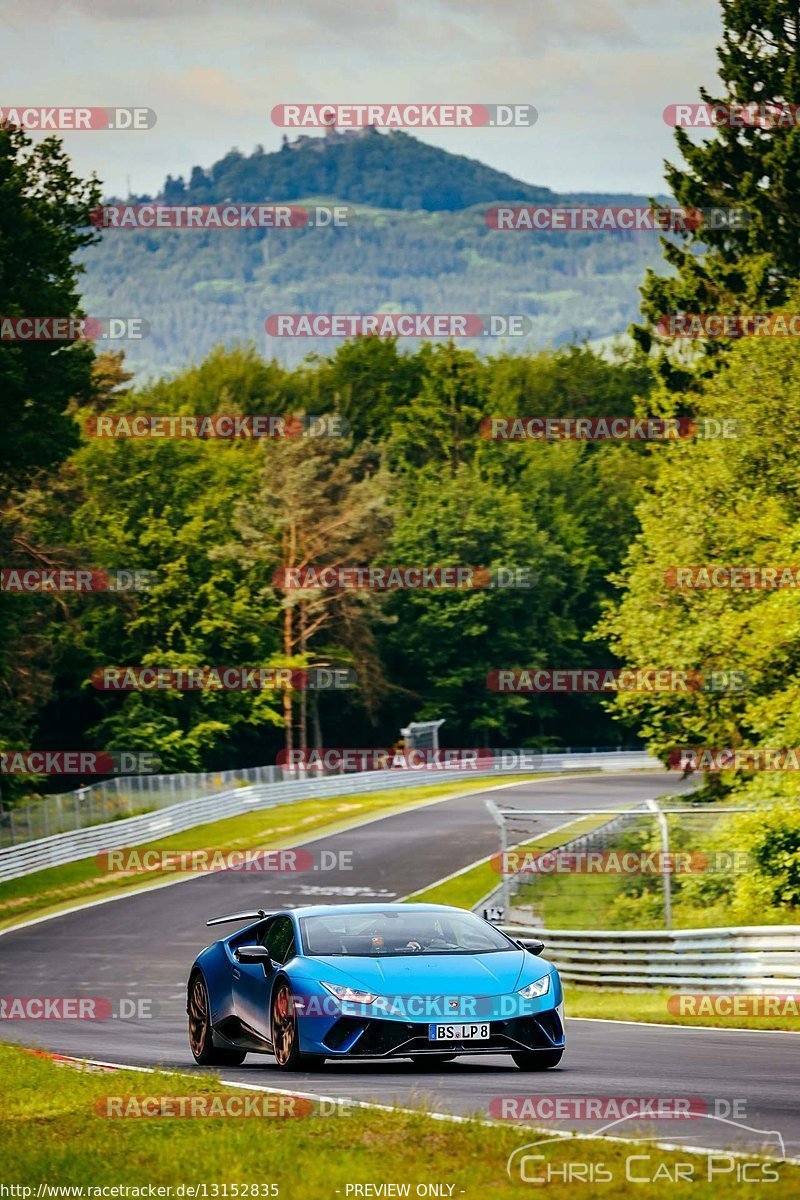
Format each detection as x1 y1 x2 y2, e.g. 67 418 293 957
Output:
637 0 800 357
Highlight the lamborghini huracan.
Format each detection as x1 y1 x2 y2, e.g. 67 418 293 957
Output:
187 902 565 1070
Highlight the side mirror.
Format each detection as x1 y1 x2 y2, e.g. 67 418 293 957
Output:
236 944 273 972
517 938 545 956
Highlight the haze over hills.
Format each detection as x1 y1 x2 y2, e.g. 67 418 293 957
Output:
81 129 666 376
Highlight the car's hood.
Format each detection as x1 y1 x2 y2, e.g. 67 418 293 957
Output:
307 950 527 996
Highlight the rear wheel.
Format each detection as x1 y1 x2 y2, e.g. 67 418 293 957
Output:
188 973 246 1066
512 1049 563 1070
272 979 323 1070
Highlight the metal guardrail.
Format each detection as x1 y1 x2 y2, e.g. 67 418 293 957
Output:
0 746 658 848
500 922 800 992
0 750 659 883
0 765 284 847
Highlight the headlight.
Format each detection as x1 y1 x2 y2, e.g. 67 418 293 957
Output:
517 975 551 1000
321 981 379 1004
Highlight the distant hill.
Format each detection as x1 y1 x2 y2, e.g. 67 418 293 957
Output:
82 130 666 377
142 127 559 212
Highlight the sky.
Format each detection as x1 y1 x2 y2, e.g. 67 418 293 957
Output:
0 0 725 198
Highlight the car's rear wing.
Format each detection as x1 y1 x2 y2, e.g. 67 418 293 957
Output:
206 909 271 927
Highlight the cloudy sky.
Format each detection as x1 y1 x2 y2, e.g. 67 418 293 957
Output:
1 0 724 198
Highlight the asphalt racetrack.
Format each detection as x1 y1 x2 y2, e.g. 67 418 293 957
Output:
1 772 797 1159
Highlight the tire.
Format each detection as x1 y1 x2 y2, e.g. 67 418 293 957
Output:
188 973 247 1066
411 1056 456 1067
271 978 322 1070
512 1048 563 1070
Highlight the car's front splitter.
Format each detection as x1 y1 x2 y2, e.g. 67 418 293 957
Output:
299 1009 565 1058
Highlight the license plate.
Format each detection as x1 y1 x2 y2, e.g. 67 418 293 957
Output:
428 1023 490 1041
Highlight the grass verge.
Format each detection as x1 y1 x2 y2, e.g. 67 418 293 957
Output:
1 1043 795 1196
0 775 541 932
564 986 800 1032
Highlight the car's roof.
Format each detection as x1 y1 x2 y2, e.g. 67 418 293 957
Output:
284 902 471 918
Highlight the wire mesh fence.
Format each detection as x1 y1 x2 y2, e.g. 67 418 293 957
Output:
484 798 760 932
0 745 655 849
0 765 282 847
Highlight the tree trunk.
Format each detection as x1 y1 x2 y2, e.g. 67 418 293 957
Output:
283 600 294 757
311 691 322 751
299 599 308 754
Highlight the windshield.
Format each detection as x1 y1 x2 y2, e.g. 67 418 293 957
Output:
299 910 516 956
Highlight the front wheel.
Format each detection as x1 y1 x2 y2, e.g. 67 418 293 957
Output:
188 973 246 1066
271 979 323 1070
512 1048 563 1070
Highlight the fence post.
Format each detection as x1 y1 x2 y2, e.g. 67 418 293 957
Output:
646 798 672 930
486 799 510 916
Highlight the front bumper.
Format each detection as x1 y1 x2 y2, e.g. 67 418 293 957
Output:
300 1007 565 1058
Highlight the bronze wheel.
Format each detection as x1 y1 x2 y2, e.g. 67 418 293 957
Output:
187 972 246 1066
272 981 296 1066
271 979 323 1070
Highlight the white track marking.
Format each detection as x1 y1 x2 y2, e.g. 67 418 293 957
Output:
568 1016 799 1035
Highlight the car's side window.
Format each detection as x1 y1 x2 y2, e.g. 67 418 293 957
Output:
256 918 276 951
261 915 295 964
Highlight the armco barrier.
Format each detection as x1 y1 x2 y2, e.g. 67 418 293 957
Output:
0 750 659 882
500 922 800 993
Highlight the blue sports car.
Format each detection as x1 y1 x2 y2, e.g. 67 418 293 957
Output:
187 902 565 1071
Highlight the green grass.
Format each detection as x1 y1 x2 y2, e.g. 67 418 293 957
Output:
565 986 800 1032
0 775 541 932
1 1043 795 1196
